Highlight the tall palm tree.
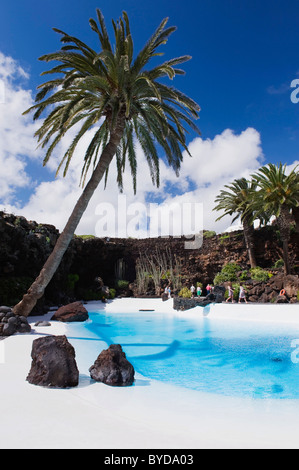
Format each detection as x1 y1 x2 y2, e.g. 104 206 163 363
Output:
252 163 299 275
292 173 299 234
13 9 200 317
213 177 258 268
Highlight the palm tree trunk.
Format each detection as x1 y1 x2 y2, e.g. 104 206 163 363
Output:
282 239 291 275
243 218 257 268
293 206 299 234
13 118 125 317
278 204 291 275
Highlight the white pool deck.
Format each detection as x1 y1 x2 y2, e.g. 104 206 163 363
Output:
1 298 299 449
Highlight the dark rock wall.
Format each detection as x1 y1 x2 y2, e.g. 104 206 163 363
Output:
0 211 298 309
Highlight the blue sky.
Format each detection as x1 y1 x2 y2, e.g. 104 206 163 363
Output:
0 0 298 235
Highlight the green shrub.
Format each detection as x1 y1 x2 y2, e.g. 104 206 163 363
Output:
250 267 270 281
223 282 240 300
239 270 248 281
225 262 240 272
80 285 117 301
161 271 171 280
273 259 284 269
75 234 96 240
116 279 129 290
232 283 240 300
178 287 192 298
213 262 240 285
219 234 229 244
213 273 224 285
109 288 116 299
203 230 216 239
79 288 103 301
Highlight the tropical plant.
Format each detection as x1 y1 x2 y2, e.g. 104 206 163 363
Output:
135 260 151 296
250 266 270 281
13 9 200 317
203 230 216 238
135 247 182 296
116 279 129 290
213 262 240 285
231 283 240 301
252 163 299 275
292 173 299 233
178 287 192 298
273 258 284 269
239 270 249 281
109 288 116 299
213 177 258 268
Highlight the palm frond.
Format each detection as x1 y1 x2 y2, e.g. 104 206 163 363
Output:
24 8 200 191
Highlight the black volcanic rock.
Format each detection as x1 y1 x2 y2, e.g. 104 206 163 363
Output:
89 344 135 386
27 335 79 388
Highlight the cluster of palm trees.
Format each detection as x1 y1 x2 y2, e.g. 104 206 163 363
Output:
213 163 299 275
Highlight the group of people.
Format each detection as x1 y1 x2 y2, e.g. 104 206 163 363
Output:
165 281 248 303
226 282 248 303
190 283 212 298
189 281 248 303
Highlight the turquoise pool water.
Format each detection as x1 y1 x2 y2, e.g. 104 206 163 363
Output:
70 309 299 399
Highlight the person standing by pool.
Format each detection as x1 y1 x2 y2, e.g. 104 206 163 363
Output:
238 285 248 303
164 285 171 299
190 284 196 298
226 282 234 303
197 285 202 297
206 284 212 296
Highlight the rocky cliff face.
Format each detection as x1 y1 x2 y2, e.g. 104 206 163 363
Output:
0 212 75 308
0 211 298 310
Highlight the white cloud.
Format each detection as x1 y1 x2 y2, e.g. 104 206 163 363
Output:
2 51 293 238
5 126 265 237
286 160 299 173
156 127 264 233
0 52 41 203
0 52 29 81
180 128 263 186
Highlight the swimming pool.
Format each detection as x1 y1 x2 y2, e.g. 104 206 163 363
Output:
69 302 299 400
